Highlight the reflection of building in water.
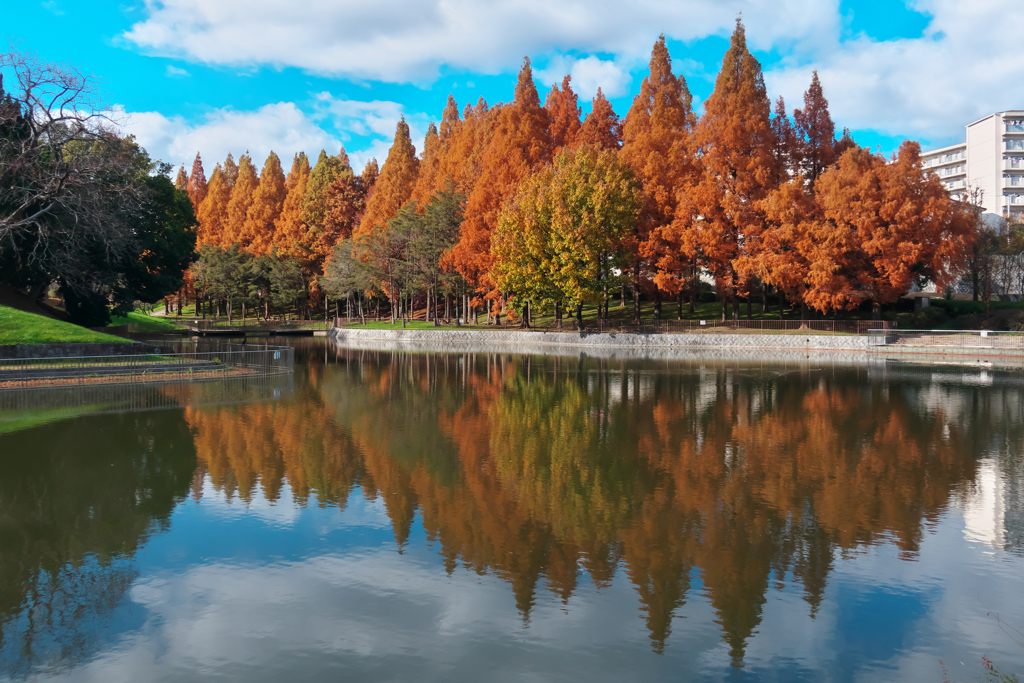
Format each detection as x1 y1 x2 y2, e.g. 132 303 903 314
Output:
964 461 1007 550
963 458 1024 555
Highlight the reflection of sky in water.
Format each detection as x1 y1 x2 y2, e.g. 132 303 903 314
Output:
9 480 1017 683
2 351 1024 682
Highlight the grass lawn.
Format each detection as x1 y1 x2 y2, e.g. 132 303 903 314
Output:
0 305 129 345
108 310 187 332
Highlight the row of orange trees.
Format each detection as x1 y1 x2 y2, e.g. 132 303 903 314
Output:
179 19 975 322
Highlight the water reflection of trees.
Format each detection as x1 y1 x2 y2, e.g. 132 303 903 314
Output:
184 350 1024 664
0 411 196 677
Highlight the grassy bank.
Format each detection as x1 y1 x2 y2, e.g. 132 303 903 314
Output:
0 305 128 345
108 310 187 332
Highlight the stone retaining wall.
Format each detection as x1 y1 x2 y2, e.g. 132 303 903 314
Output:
329 327 870 352
0 342 161 359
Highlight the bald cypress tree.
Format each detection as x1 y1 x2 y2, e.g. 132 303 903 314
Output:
793 71 837 186
409 121 440 209
245 151 287 255
357 119 420 237
196 164 230 246
677 18 779 320
187 153 209 209
225 153 258 249
452 58 552 313
274 152 311 259
578 88 622 151
545 75 581 152
174 166 188 191
621 35 696 320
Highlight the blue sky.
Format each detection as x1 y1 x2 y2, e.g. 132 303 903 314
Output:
6 0 1019 174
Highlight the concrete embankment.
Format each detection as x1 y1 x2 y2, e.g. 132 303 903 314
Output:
328 327 871 363
0 342 160 359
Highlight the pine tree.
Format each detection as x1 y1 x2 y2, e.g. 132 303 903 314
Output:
245 151 287 256
274 152 311 259
677 18 779 319
620 35 696 318
357 119 420 237
451 59 552 308
175 166 188 191
793 71 837 186
409 122 440 208
545 75 581 152
578 88 622 150
187 153 209 209
225 153 259 248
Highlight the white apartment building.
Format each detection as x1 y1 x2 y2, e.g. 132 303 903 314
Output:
922 110 1024 220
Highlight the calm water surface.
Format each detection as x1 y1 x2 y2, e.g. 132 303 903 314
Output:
1 339 1023 682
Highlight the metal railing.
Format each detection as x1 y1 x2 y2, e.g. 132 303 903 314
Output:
332 317 893 335
0 344 294 389
868 329 1024 351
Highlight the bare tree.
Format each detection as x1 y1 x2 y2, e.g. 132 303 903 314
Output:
0 48 143 302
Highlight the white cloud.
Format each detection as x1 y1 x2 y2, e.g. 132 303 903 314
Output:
119 102 342 170
117 97 428 176
537 56 631 100
122 0 840 83
763 0 1024 146
165 65 190 77
313 94 430 171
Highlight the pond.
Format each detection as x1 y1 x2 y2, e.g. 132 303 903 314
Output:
1 338 1022 682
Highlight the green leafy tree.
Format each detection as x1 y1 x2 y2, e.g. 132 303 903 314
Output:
492 145 639 327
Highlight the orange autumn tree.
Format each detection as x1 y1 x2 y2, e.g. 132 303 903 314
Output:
545 75 581 152
409 122 440 208
802 142 975 315
578 88 622 151
274 152 311 259
174 166 187 191
451 59 552 320
620 35 696 320
224 153 258 248
187 153 208 210
244 151 287 255
360 158 380 201
356 119 419 238
793 71 837 187
678 18 779 320
299 149 352 277
196 160 232 246
434 97 494 201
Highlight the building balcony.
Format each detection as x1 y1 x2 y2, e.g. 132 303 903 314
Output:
1005 176 1024 188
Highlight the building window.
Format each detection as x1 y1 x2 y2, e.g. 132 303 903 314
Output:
1008 140 1024 150
1007 119 1024 132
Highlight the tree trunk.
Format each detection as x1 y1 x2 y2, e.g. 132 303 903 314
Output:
576 303 584 331
722 296 728 321
555 300 561 328
746 296 752 319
